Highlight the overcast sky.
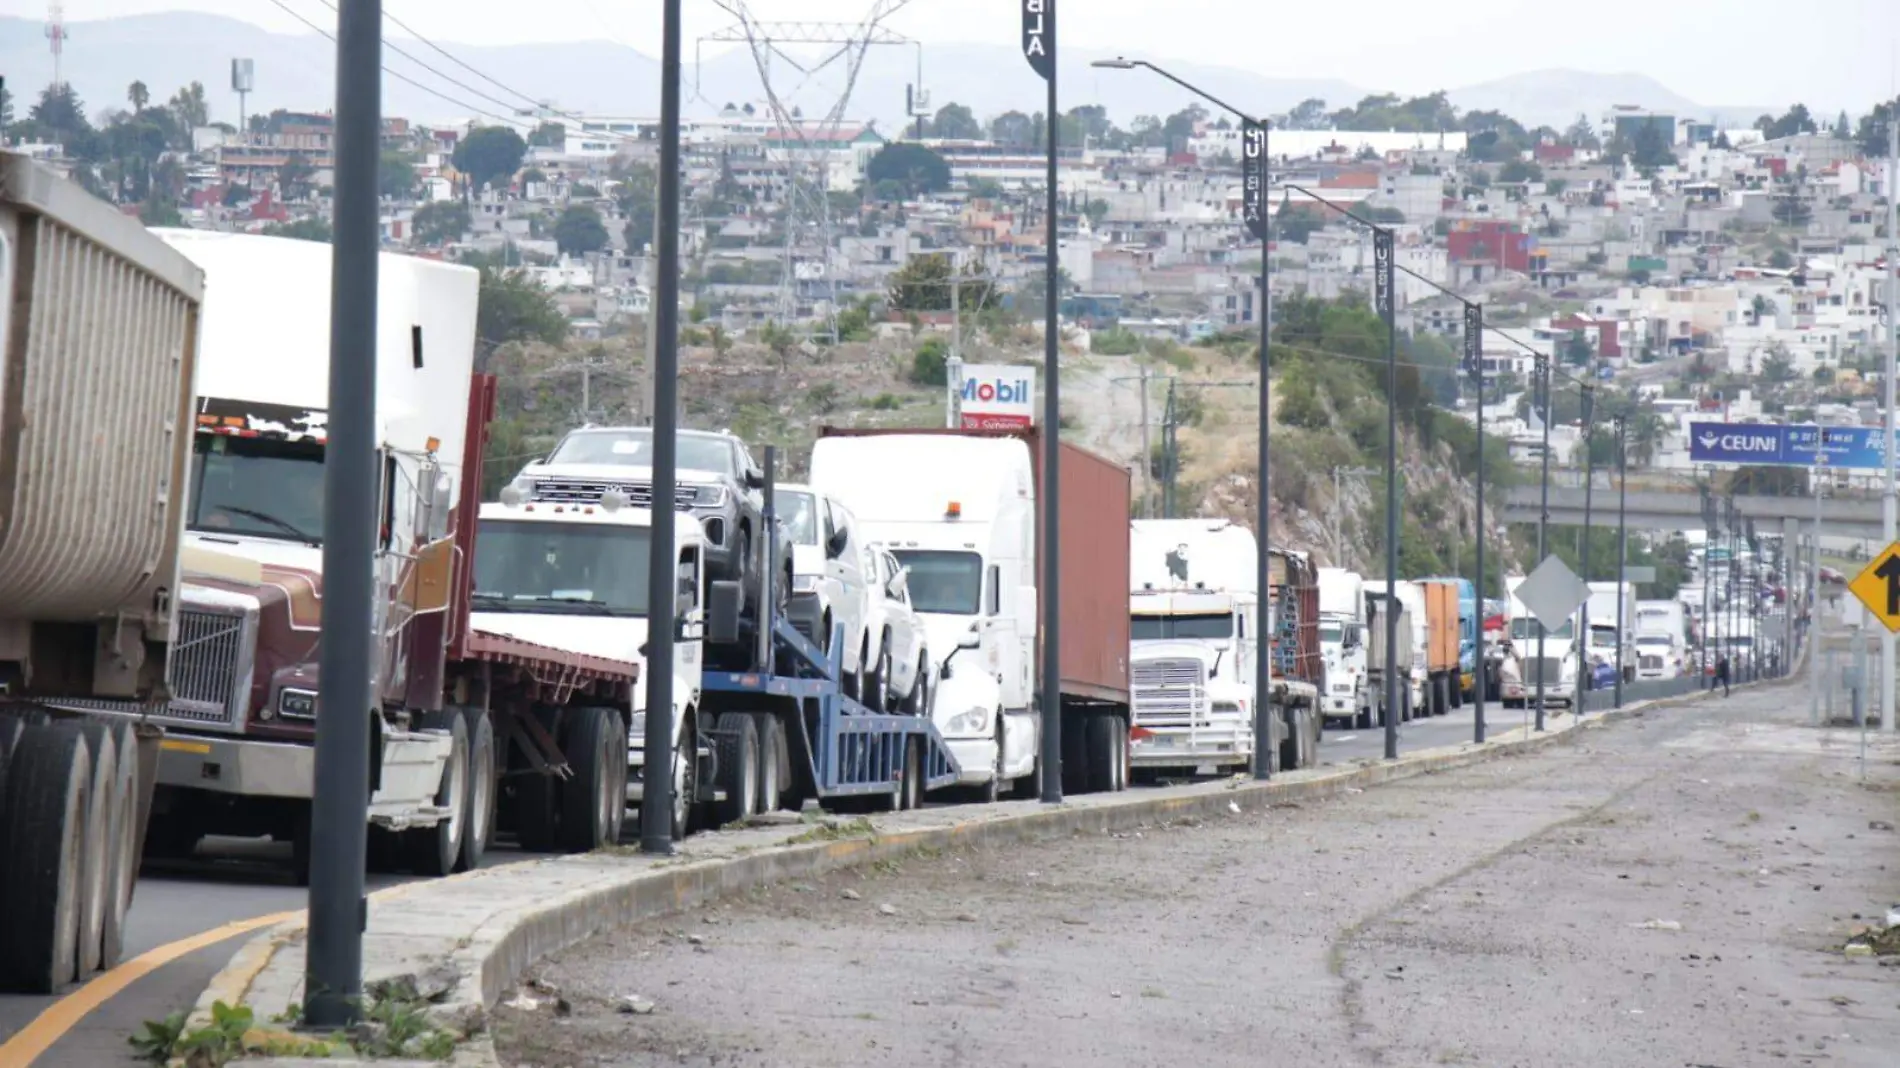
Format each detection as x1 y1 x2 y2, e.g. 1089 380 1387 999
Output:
12 0 1900 110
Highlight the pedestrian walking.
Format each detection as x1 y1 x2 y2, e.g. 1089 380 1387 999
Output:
1715 653 1731 698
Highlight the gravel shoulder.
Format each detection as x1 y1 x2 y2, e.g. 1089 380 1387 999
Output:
494 687 1900 1068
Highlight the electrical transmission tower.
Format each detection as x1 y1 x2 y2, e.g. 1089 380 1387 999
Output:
704 1 915 341
45 1 67 91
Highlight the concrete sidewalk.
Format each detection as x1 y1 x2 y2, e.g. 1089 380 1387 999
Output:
201 681 1755 1066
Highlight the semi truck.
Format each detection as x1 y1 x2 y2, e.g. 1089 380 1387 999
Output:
1634 599 1688 680
0 156 201 992
1266 550 1325 768
1500 574 1580 709
1421 576 1479 702
127 230 646 880
1125 519 1263 777
1364 587 1416 726
1585 581 1637 685
811 427 1132 795
1317 568 1370 728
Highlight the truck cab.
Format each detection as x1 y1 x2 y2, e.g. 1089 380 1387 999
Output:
474 492 707 837
809 434 1040 795
1501 576 1579 708
1317 568 1369 728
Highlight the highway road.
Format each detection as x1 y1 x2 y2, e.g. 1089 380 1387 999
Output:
0 697 1577 1066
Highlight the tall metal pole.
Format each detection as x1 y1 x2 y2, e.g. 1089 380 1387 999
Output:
1578 385 1595 710
1614 415 1628 709
1885 111 1898 732
1376 226 1399 760
1138 366 1151 516
1701 479 1714 687
1250 119 1273 780
1534 356 1551 731
1812 460 1824 724
305 0 381 1027
1468 302 1487 744
1026 1 1064 802
639 0 684 854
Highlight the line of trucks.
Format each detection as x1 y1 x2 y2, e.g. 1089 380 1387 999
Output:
0 157 1244 992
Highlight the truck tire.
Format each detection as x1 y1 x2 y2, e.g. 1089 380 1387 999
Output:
862 635 890 713
400 710 468 876
99 723 140 969
0 722 92 993
74 723 122 977
558 707 627 852
1084 715 1123 793
753 713 784 814
1279 705 1302 771
710 711 759 828
899 737 924 810
458 708 497 872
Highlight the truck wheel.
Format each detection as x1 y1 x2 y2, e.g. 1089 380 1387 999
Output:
905 651 931 717
899 737 924 810
74 723 122 978
400 711 469 876
1083 715 1122 793
753 713 784 814
457 708 497 872
861 637 889 713
1279 706 1301 771
99 724 140 969
0 722 91 993
710 712 759 827
977 720 1003 804
557 707 627 851
671 716 698 841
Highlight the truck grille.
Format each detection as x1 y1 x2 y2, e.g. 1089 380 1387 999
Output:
1525 657 1566 687
1639 654 1664 671
164 608 254 727
532 477 696 510
1132 658 1205 725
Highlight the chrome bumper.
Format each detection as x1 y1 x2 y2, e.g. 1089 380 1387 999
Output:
156 734 315 799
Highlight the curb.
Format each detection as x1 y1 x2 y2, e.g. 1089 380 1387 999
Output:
208 678 1769 1066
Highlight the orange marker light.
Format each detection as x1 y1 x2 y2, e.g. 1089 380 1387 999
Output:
945 501 962 519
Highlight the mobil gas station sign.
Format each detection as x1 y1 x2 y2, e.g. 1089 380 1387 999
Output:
957 364 1037 430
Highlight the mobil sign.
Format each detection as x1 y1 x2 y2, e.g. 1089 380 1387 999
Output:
958 363 1036 430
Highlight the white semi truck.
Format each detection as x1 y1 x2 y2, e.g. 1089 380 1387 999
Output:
1500 574 1580 709
1317 567 1370 728
1125 519 1264 776
0 156 203 992
1585 580 1637 684
1634 599 1688 680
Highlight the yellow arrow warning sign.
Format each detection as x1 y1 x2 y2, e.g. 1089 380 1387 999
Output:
1847 541 1900 633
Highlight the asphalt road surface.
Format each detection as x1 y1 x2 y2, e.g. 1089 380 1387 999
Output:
493 683 1900 1068
0 697 1595 1066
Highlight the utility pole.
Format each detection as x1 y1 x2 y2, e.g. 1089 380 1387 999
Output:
1331 465 1377 564
1885 110 1898 732
1155 377 1253 517
1139 365 1151 517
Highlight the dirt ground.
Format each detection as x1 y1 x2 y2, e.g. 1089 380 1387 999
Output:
493 684 1900 1068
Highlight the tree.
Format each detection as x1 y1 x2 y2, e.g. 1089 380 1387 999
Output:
989 110 1035 147
1497 159 1544 184
263 218 334 243
474 266 569 365
411 200 471 246
1768 248 1794 269
1283 97 1329 131
886 252 992 313
1762 103 1818 140
1858 99 1899 160
1761 345 1797 384
380 150 417 199
278 160 314 200
863 142 950 198
553 205 609 257
0 83 12 130
1630 122 1676 172
614 162 657 252
1276 205 1327 244
1836 110 1853 139
1563 113 1600 150
928 102 982 140
528 121 565 148
452 126 528 195
29 84 97 157
127 81 150 114
167 82 209 136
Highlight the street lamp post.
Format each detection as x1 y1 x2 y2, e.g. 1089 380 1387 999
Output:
1614 413 1628 709
1534 355 1552 731
1023 0 1062 803
639 0 685 854
1466 302 1488 745
1091 56 1279 777
1578 384 1596 712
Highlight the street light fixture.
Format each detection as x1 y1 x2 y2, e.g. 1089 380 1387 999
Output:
1092 55 1278 778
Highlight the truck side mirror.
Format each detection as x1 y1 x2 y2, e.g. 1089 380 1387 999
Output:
744 468 766 490
826 528 850 559
957 629 982 650
707 580 743 645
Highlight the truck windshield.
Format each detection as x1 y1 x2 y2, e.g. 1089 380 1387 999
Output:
548 429 734 475
889 550 981 614
1589 626 1618 648
1131 613 1234 640
1318 622 1345 643
1510 617 1575 640
472 521 651 616
188 434 324 544
774 490 820 546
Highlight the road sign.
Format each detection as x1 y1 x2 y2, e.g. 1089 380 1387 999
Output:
1847 542 1900 634
1689 421 1895 470
1515 554 1591 630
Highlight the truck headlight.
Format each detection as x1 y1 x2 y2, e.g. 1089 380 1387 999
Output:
947 706 990 734
792 574 819 593
1211 701 1242 713
628 710 646 740
690 483 728 507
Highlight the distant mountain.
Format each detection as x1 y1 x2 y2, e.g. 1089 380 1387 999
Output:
1446 69 1773 131
0 13 1773 139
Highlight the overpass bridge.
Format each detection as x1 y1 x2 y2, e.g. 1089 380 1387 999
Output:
1499 469 1885 538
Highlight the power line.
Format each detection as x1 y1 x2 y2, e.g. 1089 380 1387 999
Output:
309 0 527 118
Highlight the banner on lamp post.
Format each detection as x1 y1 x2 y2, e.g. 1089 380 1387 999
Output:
1021 0 1054 81
1240 120 1269 242
1372 228 1394 318
1463 302 1483 380
957 363 1037 430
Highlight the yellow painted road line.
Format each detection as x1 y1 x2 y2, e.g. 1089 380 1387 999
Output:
0 909 301 1068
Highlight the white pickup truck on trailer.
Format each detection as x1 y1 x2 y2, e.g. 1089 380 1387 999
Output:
0 155 203 992
1126 519 1264 776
